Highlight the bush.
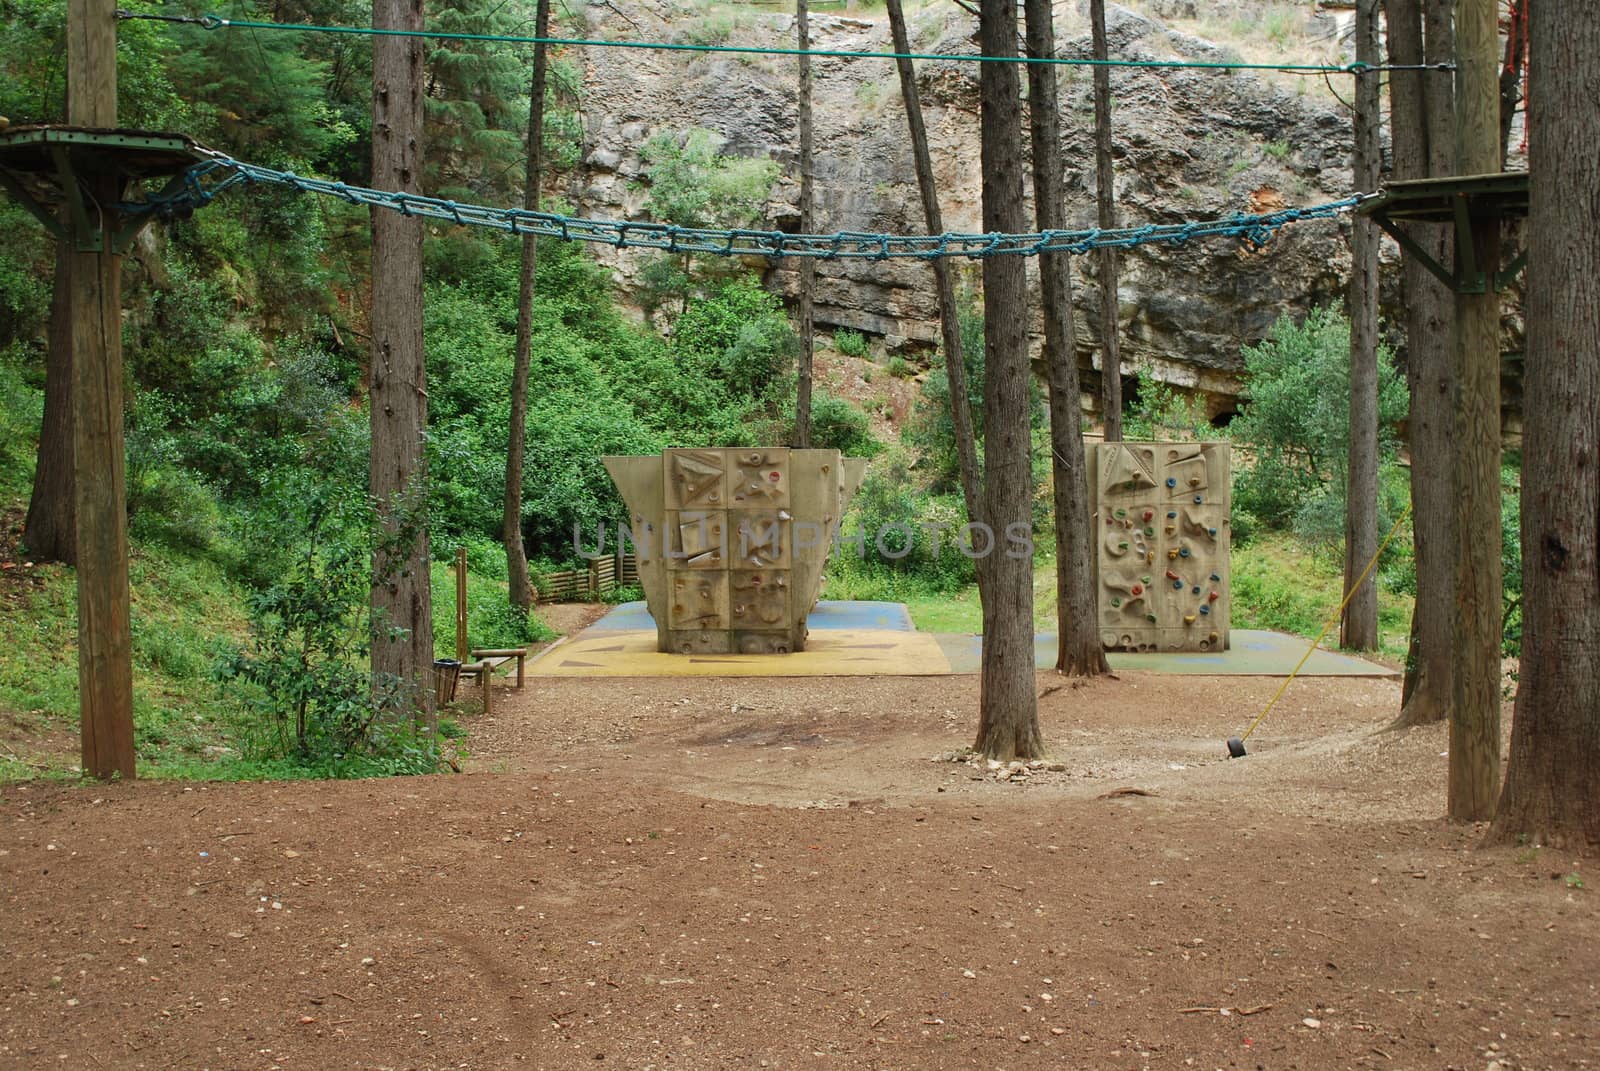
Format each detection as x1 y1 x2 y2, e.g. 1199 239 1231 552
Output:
806 392 883 459
1230 306 1408 544
833 328 869 359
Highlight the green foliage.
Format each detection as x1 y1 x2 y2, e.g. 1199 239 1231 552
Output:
834 329 870 359
0 348 42 499
829 450 976 594
887 356 915 379
428 553 556 658
1230 306 1408 545
216 463 437 773
806 393 883 458
1121 381 1212 441
906 297 987 494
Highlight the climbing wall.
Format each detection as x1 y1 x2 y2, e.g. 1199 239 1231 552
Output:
1088 441 1231 652
604 448 866 655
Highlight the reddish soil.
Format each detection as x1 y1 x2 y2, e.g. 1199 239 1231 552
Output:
3 667 1596 1070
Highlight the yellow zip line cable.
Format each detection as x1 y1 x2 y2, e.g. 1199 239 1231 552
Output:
1235 501 1414 746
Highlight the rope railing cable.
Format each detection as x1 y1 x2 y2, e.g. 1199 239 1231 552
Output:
121 150 1366 260
113 10 1454 75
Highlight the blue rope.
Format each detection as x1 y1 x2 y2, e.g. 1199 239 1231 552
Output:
124 152 1364 260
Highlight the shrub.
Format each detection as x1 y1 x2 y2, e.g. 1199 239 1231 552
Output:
834 328 869 359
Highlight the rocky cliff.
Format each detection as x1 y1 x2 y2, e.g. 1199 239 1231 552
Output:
565 0 1371 415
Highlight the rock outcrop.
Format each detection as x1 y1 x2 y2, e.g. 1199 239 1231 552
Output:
564 0 1369 414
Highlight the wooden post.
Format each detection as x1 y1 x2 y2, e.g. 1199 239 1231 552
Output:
455 546 469 664
1449 0 1504 820
68 0 135 780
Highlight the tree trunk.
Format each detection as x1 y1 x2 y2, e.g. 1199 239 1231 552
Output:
794 0 815 448
505 0 551 613
1491 0 1600 851
1025 0 1108 679
884 0 983 528
971 0 1042 761
24 241 76 565
1388 0 1457 727
1448 0 1503 821
1088 0 1122 441
1341 0 1381 651
370 0 434 723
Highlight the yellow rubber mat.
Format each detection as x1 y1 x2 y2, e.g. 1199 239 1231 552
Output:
529 628 953 677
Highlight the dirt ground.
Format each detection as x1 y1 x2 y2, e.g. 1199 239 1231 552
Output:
3 651 1596 1070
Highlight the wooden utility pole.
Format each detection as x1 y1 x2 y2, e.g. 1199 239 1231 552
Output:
1449 0 1503 821
1088 0 1123 440
67 0 136 780
1341 0 1381 652
794 0 815 448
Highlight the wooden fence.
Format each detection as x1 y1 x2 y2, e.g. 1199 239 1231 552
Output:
537 552 639 602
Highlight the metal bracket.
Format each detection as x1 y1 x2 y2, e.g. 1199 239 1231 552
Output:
1358 172 1529 294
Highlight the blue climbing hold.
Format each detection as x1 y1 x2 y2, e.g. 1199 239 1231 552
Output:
1165 477 1177 488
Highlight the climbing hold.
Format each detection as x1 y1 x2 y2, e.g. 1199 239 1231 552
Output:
1209 631 1219 644
1184 614 1196 624
1141 575 1151 585
1210 572 1220 581
1130 584 1143 596
1208 527 1218 537
1111 597 1121 607
1165 477 1177 488
1199 604 1211 615
1118 541 1128 550
1179 547 1190 558
1168 549 1179 560
1193 495 1203 504
1189 476 1201 486
1172 579 1184 590
1144 526 1155 537
1167 510 1177 519
1146 613 1158 623
1115 508 1126 518
1192 586 1201 595
1142 509 1154 521
1165 570 1180 580
1208 590 1219 602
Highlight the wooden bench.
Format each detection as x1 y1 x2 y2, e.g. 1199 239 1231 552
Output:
456 647 527 714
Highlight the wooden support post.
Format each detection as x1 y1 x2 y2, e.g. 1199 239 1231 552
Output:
455 546 468 665
1449 0 1504 820
68 0 135 780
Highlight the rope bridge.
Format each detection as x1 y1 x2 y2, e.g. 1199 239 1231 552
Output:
128 151 1364 261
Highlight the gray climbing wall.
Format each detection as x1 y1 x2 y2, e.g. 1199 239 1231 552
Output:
1087 441 1231 652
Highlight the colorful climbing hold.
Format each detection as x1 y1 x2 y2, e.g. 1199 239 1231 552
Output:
1192 586 1201 595
1142 509 1154 521
1199 604 1211 615
1130 584 1143 596
1165 477 1177 488
1208 590 1219 602
1172 579 1184 589
1111 597 1122 607
1179 547 1190 558
1209 572 1220 581
1193 494 1203 504
1184 613 1196 624
1165 570 1180 580
1167 510 1177 519
1144 526 1155 536
1146 613 1158 623
1115 508 1126 518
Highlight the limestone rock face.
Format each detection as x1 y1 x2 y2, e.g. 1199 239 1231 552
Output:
565 1 1369 410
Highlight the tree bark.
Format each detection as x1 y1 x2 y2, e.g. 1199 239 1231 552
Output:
24 241 76 565
794 0 815 448
1341 0 1381 651
505 0 551 613
1491 0 1600 851
371 0 434 723
1388 0 1457 727
1448 0 1502 821
1024 0 1108 678
1088 0 1122 441
884 0 983 529
971 0 1042 761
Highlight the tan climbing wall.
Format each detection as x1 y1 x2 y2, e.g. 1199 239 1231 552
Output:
604 448 865 654
1088 441 1231 652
